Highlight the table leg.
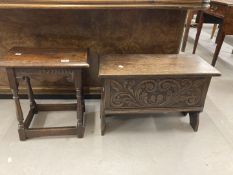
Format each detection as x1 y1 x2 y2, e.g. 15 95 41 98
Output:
193 12 204 54
215 24 223 44
211 24 217 39
6 68 26 141
189 112 200 132
73 69 85 138
181 10 194 52
212 31 225 66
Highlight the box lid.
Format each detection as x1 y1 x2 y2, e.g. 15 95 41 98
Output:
99 54 221 78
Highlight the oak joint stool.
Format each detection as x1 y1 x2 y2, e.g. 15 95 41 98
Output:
99 54 220 135
1 47 89 141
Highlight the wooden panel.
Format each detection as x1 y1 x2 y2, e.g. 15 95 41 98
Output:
99 54 221 77
0 9 186 94
0 0 209 9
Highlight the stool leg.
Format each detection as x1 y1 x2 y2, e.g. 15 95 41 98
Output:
23 76 38 114
193 12 204 54
189 112 200 132
74 69 85 138
6 68 26 141
100 87 106 136
82 94 85 113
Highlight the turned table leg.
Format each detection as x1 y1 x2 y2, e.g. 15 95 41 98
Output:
6 68 26 141
74 69 85 138
189 112 200 132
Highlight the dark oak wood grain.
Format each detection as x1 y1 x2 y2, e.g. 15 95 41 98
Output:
0 47 89 68
99 54 220 135
99 54 221 77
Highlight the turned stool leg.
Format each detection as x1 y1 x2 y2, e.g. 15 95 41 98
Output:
74 69 85 138
23 76 38 114
82 94 85 113
100 88 106 136
6 68 26 141
189 112 200 132
193 12 204 54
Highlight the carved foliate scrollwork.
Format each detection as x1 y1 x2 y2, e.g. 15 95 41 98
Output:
109 78 207 108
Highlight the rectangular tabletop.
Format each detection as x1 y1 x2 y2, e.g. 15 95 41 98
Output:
0 0 209 9
0 47 89 68
99 54 221 77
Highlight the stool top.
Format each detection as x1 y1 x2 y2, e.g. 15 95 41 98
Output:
99 54 221 78
0 47 89 68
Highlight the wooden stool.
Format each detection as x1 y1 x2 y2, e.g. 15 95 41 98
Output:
0 47 89 140
99 54 220 135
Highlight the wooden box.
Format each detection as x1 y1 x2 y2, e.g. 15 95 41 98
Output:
99 54 220 135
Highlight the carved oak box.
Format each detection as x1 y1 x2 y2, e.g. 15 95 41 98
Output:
99 54 220 135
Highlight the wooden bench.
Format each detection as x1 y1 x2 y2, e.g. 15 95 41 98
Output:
99 54 220 135
0 47 89 140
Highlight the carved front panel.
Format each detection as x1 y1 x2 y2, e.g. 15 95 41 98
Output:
108 77 209 109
